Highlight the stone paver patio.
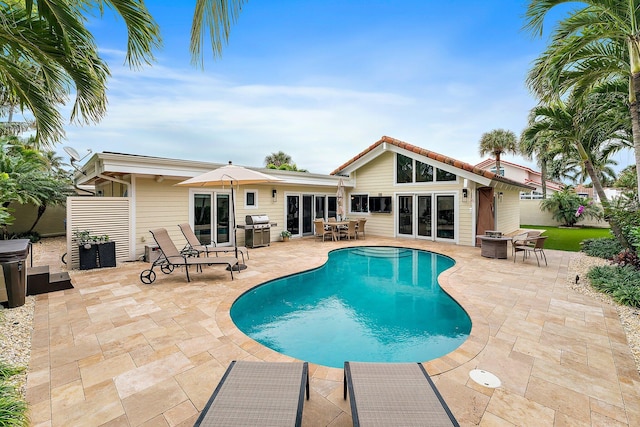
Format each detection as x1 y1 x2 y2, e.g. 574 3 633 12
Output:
25 236 640 426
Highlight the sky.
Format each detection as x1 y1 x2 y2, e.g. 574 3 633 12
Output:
51 0 635 175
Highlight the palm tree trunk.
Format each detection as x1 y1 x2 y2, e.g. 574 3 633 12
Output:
630 72 640 202
495 154 501 176
577 143 630 248
541 160 548 199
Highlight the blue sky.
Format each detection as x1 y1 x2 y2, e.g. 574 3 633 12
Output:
55 0 635 174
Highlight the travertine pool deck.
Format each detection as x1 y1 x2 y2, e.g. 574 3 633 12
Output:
26 237 640 426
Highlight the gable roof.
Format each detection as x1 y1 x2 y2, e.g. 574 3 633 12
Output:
331 136 533 190
475 158 564 191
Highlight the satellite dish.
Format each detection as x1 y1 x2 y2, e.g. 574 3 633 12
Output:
63 146 92 163
63 146 81 162
63 146 92 175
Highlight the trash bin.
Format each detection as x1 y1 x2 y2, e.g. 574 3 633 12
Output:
0 239 30 308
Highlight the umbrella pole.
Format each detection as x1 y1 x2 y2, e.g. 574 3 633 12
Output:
228 180 247 271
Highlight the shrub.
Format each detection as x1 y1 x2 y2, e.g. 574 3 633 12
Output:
588 265 640 307
581 237 622 259
606 194 640 250
10 231 41 243
540 188 602 227
0 361 28 427
611 249 640 270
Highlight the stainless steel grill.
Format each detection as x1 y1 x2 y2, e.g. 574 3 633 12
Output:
244 214 271 248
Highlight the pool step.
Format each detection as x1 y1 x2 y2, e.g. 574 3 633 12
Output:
350 247 414 258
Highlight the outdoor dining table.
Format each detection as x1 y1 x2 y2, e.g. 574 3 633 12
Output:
324 221 349 241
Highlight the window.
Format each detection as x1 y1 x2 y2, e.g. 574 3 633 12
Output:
245 190 257 209
396 153 457 183
350 194 368 213
396 154 413 183
436 169 456 181
490 167 505 176
369 196 392 213
416 160 433 182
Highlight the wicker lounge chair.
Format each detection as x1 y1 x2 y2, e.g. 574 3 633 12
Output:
194 360 309 427
139 228 238 284
344 362 459 427
177 223 248 264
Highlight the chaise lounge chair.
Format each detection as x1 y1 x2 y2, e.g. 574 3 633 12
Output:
178 223 249 264
344 361 459 427
194 360 309 427
139 228 238 284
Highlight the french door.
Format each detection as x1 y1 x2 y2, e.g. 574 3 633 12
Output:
397 193 455 241
192 192 230 245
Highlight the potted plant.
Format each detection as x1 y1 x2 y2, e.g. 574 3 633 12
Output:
280 230 292 242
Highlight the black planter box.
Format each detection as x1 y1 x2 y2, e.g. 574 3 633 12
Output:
79 241 116 270
97 241 116 268
79 244 98 270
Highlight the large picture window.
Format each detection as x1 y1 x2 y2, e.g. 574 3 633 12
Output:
396 153 457 183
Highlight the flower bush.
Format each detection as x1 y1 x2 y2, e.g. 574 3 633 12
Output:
540 187 603 227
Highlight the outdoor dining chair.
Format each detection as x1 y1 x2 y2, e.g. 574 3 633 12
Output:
514 235 548 267
356 218 366 239
314 220 333 242
339 220 358 240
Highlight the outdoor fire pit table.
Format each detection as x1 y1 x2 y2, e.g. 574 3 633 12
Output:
476 235 511 259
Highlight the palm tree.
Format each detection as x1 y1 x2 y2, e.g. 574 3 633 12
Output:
524 0 640 199
191 0 246 65
520 123 561 199
264 151 293 167
0 1 161 147
478 129 518 175
523 92 630 246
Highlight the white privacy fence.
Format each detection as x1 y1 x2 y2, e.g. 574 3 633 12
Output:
519 200 610 228
66 197 132 269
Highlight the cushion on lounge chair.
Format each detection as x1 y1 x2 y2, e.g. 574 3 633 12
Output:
344 362 459 427
195 360 309 427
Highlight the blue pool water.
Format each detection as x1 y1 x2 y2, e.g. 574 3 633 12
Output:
231 247 471 368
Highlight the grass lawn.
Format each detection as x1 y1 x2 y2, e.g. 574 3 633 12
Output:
521 225 612 252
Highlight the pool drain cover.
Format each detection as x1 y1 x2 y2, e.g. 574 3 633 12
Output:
469 369 501 388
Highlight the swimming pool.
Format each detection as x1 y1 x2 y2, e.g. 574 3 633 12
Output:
231 247 471 368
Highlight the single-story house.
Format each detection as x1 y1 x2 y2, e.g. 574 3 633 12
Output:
67 136 532 269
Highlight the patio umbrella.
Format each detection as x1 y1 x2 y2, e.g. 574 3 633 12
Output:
336 178 346 221
176 162 281 270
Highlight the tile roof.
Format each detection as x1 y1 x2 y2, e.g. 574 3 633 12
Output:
330 136 533 189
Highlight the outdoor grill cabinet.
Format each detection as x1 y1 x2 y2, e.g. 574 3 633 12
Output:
79 241 116 270
243 214 272 248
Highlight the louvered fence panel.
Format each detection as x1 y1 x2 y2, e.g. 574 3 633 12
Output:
66 197 132 270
